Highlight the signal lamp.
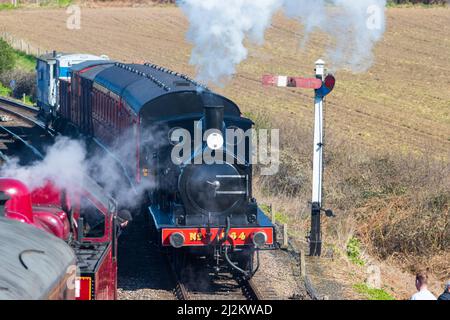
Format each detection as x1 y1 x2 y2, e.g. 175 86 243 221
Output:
324 74 335 90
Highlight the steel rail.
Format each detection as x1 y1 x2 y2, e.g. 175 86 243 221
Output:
0 96 39 113
0 125 44 159
239 277 263 300
0 104 55 137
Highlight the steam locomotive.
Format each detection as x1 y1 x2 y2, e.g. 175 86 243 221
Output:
0 177 119 300
38 57 275 277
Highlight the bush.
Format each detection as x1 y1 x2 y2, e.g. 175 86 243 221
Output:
251 109 449 279
0 39 15 75
347 237 365 266
0 69 36 101
353 283 395 300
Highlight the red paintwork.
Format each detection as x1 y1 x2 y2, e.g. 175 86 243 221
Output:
291 77 323 89
93 247 117 300
0 178 68 239
262 75 322 89
33 207 70 240
0 178 34 224
77 277 92 300
70 70 139 181
31 181 65 207
161 227 274 247
324 74 336 90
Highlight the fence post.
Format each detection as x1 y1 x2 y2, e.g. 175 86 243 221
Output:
299 250 306 278
282 223 288 249
270 204 275 223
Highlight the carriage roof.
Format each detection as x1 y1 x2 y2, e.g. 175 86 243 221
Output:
76 62 242 118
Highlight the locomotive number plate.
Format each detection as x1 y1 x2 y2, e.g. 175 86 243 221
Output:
161 227 274 247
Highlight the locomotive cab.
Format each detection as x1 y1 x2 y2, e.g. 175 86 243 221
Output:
70 178 119 300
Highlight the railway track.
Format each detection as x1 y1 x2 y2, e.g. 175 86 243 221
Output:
117 213 176 300
171 254 277 300
173 274 267 301
118 210 278 300
0 98 53 163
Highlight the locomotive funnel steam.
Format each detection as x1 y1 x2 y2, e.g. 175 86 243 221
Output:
178 0 387 84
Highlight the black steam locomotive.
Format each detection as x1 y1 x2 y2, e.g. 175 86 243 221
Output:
41 59 275 276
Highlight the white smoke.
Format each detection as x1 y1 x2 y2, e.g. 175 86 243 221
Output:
179 0 282 85
283 0 387 73
1 137 88 194
178 0 387 84
0 126 167 209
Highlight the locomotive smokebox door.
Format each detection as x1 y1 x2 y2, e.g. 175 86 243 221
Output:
179 162 249 226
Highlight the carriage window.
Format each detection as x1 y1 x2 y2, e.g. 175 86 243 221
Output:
79 197 105 238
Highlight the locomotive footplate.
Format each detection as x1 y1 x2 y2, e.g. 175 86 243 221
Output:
150 205 276 248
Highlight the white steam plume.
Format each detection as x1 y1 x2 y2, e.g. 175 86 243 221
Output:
178 0 386 84
0 125 166 209
179 0 282 85
1 137 88 194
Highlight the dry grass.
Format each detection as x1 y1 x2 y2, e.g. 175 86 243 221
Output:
254 110 449 280
0 6 448 297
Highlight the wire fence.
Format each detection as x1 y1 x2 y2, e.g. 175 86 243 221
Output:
0 31 49 57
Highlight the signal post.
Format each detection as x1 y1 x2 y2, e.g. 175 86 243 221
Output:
262 60 336 256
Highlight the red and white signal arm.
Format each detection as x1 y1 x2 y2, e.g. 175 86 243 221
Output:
262 73 335 97
262 75 322 89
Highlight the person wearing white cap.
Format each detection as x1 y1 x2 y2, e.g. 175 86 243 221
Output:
410 271 437 300
438 280 450 301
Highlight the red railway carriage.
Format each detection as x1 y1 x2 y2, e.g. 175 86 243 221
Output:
0 177 119 300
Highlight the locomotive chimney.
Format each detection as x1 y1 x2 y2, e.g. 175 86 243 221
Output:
202 93 224 132
204 104 224 132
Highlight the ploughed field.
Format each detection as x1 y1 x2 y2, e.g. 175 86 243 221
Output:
0 6 448 158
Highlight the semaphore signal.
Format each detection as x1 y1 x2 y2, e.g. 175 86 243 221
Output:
262 59 336 257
